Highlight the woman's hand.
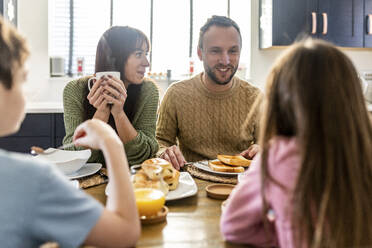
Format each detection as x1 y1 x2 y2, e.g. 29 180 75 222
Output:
73 119 122 150
102 76 127 117
87 77 111 116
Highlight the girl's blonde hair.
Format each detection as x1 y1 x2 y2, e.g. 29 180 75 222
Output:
259 39 372 247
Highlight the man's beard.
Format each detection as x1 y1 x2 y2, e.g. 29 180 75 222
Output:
205 64 238 85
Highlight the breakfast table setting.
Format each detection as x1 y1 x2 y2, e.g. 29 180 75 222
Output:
33 148 256 248
86 169 253 248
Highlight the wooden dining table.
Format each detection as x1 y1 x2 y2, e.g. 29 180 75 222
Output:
85 177 253 248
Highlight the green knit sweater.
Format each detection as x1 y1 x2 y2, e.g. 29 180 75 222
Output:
63 76 159 166
156 73 262 162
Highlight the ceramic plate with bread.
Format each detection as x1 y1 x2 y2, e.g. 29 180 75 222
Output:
109 158 197 201
132 158 181 195
216 155 252 167
193 155 252 176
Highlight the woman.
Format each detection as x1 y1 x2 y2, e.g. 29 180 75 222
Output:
63 26 159 165
220 39 372 247
0 17 140 247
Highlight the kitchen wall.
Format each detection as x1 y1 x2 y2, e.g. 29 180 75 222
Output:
18 0 51 102
15 0 372 102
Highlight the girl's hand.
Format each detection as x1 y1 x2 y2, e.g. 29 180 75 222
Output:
87 77 110 114
73 119 122 150
102 76 127 117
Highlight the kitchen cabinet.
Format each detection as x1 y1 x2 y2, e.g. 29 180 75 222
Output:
365 0 372 47
318 0 363 47
55 113 66 148
260 0 365 48
260 0 316 47
0 113 66 153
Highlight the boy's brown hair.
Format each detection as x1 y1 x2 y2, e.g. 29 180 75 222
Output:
0 17 29 89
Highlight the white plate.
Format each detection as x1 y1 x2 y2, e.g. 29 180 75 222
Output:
105 172 198 201
66 163 102 180
166 172 198 201
192 160 247 176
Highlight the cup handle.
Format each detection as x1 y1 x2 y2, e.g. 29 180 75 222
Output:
87 76 97 91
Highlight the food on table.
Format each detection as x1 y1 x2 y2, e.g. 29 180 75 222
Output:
134 188 165 217
142 158 180 190
133 169 169 195
30 146 44 155
208 160 245 173
208 154 252 173
132 158 180 195
217 154 252 167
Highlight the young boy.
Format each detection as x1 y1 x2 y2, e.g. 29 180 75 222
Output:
0 17 140 247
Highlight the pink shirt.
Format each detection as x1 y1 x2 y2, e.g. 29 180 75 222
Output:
220 137 300 247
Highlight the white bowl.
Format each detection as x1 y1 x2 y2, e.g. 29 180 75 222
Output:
34 148 91 175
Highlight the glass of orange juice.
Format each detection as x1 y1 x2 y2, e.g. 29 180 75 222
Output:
135 188 166 217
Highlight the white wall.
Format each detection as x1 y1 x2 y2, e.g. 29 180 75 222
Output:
18 0 51 102
249 0 372 90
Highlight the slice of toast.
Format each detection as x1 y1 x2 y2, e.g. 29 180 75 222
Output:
217 155 252 167
208 160 245 173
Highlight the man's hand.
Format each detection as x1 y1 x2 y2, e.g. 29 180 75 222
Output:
159 145 186 170
240 144 260 159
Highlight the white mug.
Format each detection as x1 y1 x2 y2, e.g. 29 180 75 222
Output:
87 71 120 91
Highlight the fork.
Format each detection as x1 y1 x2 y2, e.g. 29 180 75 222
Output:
30 142 75 155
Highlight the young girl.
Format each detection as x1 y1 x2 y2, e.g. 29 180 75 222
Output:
63 26 159 166
220 39 372 247
0 18 140 247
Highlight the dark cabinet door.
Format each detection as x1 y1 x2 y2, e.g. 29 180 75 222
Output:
272 0 318 45
55 113 65 147
0 137 52 153
318 0 363 47
11 114 52 137
365 0 372 47
0 114 53 153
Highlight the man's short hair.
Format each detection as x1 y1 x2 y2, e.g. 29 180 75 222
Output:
198 15 242 50
0 17 29 89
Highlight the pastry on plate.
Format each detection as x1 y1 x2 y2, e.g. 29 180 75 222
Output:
132 170 169 195
133 158 180 194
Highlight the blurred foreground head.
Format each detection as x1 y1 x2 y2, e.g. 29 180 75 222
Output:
0 16 29 90
261 38 372 247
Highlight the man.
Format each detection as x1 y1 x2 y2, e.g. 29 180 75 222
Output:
156 15 262 170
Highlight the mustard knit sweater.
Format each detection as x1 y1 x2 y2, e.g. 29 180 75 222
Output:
156 73 262 162
63 77 159 166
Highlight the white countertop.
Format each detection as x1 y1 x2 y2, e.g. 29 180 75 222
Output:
26 102 64 113
25 101 371 114
24 76 372 114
